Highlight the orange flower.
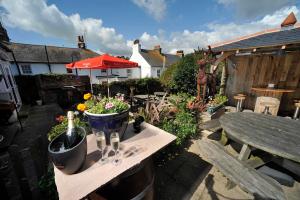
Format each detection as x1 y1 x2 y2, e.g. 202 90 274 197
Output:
56 115 65 123
77 103 86 112
83 93 92 100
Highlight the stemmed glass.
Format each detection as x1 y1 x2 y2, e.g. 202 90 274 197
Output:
94 130 107 164
110 132 121 165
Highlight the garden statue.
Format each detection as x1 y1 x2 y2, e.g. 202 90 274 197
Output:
196 46 217 101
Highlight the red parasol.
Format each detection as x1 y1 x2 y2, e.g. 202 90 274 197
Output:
66 54 138 96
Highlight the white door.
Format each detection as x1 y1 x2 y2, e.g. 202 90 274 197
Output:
0 60 22 109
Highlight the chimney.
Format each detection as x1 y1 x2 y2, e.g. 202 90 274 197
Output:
154 45 161 54
77 35 86 49
133 39 141 53
281 12 297 29
176 50 184 58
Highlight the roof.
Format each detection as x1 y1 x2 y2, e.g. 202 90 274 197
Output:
3 42 99 64
140 49 180 67
211 24 300 52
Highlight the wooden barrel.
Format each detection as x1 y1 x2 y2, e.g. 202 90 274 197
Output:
91 158 154 200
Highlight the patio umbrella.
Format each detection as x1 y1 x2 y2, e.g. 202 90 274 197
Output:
66 54 138 96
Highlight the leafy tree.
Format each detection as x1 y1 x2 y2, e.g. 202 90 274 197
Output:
172 53 204 95
160 62 178 89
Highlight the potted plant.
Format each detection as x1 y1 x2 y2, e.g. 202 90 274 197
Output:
207 94 228 114
77 93 130 143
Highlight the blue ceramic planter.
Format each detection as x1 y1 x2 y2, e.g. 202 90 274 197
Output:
85 109 129 143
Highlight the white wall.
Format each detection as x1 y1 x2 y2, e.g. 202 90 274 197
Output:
51 64 74 74
130 44 151 78
10 62 139 83
151 67 162 78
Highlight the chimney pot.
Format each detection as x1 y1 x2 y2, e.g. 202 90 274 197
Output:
176 50 184 58
281 12 297 28
154 45 161 53
77 35 86 49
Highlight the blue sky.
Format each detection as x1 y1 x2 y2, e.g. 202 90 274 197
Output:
0 0 299 55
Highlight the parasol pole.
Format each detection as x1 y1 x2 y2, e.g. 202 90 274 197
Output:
89 68 93 95
107 70 110 98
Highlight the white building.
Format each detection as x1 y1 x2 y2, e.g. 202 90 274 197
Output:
5 41 104 83
129 40 183 78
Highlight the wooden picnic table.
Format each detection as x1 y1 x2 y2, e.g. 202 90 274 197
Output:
133 94 156 100
219 112 300 163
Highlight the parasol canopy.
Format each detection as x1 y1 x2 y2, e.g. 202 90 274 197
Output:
66 54 139 96
66 54 138 69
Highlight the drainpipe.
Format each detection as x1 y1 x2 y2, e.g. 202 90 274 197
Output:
162 55 166 74
44 45 52 73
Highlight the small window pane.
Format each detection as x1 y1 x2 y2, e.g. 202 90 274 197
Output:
101 69 107 73
157 69 161 77
127 69 132 77
21 64 32 74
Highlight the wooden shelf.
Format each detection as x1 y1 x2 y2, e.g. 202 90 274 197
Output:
251 87 295 93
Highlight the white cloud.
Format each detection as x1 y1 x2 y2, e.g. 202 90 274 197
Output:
0 0 130 55
217 0 296 18
131 0 166 21
130 6 299 54
0 0 299 57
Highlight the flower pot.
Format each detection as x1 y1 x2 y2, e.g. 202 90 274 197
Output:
48 127 87 174
84 109 129 144
207 104 224 115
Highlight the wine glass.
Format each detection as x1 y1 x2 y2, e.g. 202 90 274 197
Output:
94 130 107 164
110 132 121 165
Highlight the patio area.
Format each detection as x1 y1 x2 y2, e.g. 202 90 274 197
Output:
0 8 300 200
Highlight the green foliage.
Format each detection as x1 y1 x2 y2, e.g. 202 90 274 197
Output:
161 111 196 145
160 63 178 88
38 166 58 200
87 97 129 114
93 78 164 97
47 117 87 141
167 93 195 111
211 94 228 106
158 93 197 145
161 54 206 95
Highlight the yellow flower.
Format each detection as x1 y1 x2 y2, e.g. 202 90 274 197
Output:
77 103 86 112
83 93 92 100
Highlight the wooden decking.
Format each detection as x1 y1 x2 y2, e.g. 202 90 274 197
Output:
197 139 286 200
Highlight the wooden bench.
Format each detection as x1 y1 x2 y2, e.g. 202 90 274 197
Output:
197 139 286 200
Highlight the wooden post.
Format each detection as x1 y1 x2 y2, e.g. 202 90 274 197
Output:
238 144 251 161
219 60 227 95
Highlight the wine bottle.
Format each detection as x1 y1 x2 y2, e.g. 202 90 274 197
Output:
64 111 79 149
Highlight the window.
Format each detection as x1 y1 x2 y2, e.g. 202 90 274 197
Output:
127 69 132 78
67 68 73 73
157 69 161 77
101 69 107 73
21 64 32 74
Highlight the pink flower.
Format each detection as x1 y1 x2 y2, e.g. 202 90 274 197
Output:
105 102 114 109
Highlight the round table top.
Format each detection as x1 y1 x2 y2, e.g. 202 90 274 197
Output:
251 87 295 93
220 112 300 163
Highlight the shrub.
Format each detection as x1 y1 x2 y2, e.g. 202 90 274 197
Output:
92 78 164 97
171 53 205 95
158 93 197 145
160 63 178 89
161 110 196 145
